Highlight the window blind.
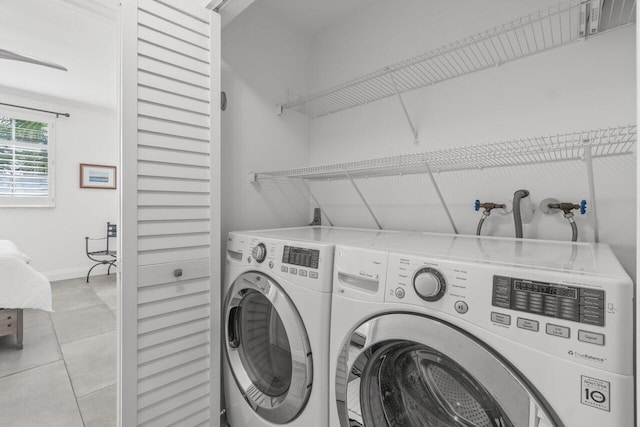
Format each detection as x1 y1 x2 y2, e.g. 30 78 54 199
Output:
0 114 54 205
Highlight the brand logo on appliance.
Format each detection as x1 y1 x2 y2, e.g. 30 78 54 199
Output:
359 271 373 278
568 350 605 363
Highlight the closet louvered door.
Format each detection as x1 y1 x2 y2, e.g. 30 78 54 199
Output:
121 1 221 426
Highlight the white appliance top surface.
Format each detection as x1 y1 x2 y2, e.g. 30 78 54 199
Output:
241 226 395 244
345 232 628 277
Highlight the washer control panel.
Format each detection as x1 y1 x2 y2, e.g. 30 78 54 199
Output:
492 275 605 327
335 245 631 375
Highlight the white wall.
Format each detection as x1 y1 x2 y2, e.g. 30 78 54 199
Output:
221 1 312 242
307 1 637 279
0 89 118 280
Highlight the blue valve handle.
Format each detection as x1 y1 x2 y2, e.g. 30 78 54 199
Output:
580 200 587 215
474 199 480 211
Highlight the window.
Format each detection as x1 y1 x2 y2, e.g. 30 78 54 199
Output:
0 112 55 207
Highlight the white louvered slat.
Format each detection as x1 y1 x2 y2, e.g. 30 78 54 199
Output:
138 292 209 319
138 177 211 193
137 356 209 393
139 42 209 76
139 396 209 427
138 247 211 266
138 331 210 365
138 318 210 350
138 128 209 153
139 10 209 50
122 1 219 425
178 410 210 427
140 373 209 409
138 162 210 180
138 102 210 128
138 206 210 221
138 115 209 141
138 279 211 304
139 0 210 32
153 0 210 22
138 192 210 207
138 67 209 100
138 233 210 251
138 145 210 166
138 56 210 89
139 26 209 64
138 304 210 333
138 219 210 235
138 345 210 381
138 86 210 117
193 417 212 427
138 383 210 424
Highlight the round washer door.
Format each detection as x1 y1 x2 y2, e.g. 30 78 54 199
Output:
335 313 561 427
225 272 312 424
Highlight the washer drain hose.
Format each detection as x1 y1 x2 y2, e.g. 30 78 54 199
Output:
512 189 530 239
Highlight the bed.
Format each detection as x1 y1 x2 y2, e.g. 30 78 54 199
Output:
0 240 53 349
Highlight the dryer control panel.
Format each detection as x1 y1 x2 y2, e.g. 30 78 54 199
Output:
492 276 605 326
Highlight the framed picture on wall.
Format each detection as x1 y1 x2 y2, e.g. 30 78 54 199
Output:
80 164 117 189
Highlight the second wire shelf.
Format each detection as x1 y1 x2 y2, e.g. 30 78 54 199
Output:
252 126 637 182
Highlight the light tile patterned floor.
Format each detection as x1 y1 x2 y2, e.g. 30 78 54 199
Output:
0 274 117 427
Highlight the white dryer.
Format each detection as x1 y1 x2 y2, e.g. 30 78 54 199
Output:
329 232 634 427
223 226 396 427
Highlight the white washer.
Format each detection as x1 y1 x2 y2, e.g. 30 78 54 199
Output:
223 226 396 427
329 232 634 427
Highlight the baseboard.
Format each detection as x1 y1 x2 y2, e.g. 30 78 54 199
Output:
42 267 91 282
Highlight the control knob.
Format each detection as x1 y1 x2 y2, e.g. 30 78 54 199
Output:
413 267 446 301
251 243 267 263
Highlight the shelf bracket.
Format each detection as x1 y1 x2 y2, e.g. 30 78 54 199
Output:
424 162 459 234
345 171 383 230
301 181 334 226
583 145 599 242
388 71 419 145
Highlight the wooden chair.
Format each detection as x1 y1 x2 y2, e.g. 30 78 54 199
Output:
85 222 117 283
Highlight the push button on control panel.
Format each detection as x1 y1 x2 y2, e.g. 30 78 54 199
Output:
454 301 468 314
281 266 288 273
394 288 405 299
517 317 539 332
491 312 511 326
289 267 298 275
578 330 605 346
299 269 307 277
309 271 318 279
546 324 570 338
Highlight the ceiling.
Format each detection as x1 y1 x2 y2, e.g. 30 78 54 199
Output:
262 0 378 36
0 0 118 109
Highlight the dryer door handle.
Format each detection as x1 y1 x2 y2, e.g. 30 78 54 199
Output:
228 306 241 349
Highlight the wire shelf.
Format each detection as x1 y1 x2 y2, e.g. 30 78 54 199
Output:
280 0 636 118
252 125 637 181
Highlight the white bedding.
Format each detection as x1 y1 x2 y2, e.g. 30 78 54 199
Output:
0 240 52 312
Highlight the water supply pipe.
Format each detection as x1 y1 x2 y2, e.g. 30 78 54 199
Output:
512 189 530 239
474 200 506 236
542 200 586 242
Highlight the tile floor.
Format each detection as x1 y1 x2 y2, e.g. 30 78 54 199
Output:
0 274 117 427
